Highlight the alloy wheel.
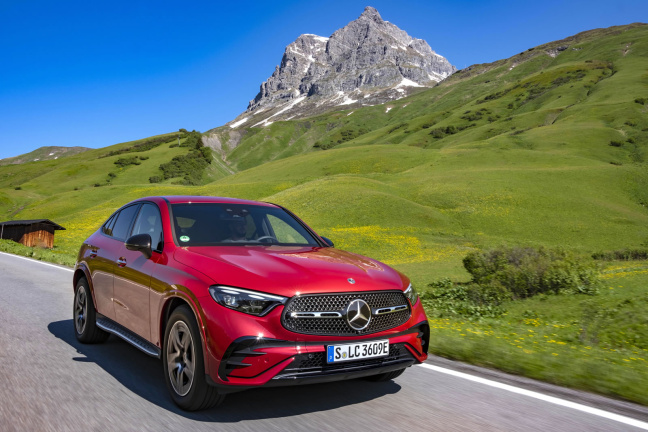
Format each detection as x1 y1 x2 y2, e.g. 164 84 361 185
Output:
166 321 195 396
74 286 87 335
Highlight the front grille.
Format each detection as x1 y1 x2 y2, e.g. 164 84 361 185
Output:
282 291 410 336
276 343 413 378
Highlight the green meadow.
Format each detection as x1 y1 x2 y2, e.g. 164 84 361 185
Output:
1 23 647 404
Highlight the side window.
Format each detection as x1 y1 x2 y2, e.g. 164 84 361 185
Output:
102 213 117 236
132 203 164 252
266 214 309 244
111 205 140 241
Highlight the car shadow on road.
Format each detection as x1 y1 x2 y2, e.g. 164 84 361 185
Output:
49 319 402 421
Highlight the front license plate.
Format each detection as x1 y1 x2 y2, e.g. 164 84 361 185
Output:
326 340 389 363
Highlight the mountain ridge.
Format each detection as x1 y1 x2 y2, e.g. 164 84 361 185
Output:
227 7 455 129
0 146 91 166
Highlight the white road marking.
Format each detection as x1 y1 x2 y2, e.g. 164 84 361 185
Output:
0 251 74 273
418 363 648 430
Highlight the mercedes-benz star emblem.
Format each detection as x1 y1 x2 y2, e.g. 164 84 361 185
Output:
346 299 371 331
347 278 355 284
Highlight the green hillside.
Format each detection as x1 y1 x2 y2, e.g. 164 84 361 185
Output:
0 146 91 166
1 23 647 404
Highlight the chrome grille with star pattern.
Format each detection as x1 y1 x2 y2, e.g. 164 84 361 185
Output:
281 291 411 336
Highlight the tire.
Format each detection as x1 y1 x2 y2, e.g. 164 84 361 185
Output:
162 305 224 411
365 368 406 382
73 278 109 343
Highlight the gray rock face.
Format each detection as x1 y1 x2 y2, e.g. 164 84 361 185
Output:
229 7 455 128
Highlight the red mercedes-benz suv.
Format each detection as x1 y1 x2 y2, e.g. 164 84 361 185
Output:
73 196 429 410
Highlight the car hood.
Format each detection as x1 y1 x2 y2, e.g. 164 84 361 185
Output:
173 246 408 297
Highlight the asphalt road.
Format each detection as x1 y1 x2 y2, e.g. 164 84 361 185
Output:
1 251 647 432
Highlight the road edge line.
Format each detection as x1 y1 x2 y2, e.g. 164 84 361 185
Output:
0 251 74 273
417 363 648 430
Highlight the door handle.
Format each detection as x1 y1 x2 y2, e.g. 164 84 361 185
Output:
117 258 127 267
89 250 98 258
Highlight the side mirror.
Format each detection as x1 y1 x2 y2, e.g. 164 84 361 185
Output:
321 236 334 247
125 233 152 259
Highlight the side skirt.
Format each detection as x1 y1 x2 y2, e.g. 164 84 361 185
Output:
96 315 161 358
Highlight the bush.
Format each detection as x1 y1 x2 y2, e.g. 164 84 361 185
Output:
421 278 508 318
609 141 624 147
463 246 601 299
179 130 203 149
592 248 648 261
14 186 21 190
158 139 212 185
114 156 141 167
100 135 175 158
149 176 162 183
635 98 647 105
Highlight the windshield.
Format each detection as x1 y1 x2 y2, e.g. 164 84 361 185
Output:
171 203 320 247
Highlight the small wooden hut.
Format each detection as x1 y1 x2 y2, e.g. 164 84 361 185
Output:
0 219 66 249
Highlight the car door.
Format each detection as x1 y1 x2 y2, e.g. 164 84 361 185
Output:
113 203 163 340
88 213 120 320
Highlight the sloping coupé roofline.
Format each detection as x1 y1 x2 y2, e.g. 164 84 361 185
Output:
134 196 278 207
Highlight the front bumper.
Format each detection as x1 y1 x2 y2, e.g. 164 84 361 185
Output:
204 319 430 392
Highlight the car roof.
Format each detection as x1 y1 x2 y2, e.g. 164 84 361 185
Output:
134 196 277 207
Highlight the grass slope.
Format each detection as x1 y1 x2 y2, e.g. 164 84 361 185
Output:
0 23 647 404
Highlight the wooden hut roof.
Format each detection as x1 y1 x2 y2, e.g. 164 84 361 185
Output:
0 219 66 230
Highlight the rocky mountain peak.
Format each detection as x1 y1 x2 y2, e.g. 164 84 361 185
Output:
227 7 456 129
359 6 382 22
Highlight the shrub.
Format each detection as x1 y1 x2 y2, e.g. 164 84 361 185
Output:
179 130 203 149
635 98 647 105
114 156 141 167
100 135 175 158
592 248 648 261
138 156 149 161
422 278 509 319
428 124 475 139
463 246 601 299
14 186 21 190
149 176 162 183
158 139 212 185
388 123 407 134
609 141 624 147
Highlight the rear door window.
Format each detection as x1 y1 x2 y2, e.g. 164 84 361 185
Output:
111 205 140 241
102 214 117 236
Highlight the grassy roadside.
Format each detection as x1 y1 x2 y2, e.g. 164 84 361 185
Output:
425 263 648 405
0 239 75 267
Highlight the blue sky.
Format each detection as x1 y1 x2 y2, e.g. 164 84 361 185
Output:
0 0 646 159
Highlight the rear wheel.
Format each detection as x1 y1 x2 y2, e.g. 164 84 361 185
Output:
73 278 109 343
162 305 224 411
365 368 406 382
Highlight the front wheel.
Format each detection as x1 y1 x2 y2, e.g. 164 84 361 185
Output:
73 278 109 343
162 305 224 411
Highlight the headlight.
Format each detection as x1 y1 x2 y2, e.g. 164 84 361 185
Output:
209 286 287 316
404 283 418 305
